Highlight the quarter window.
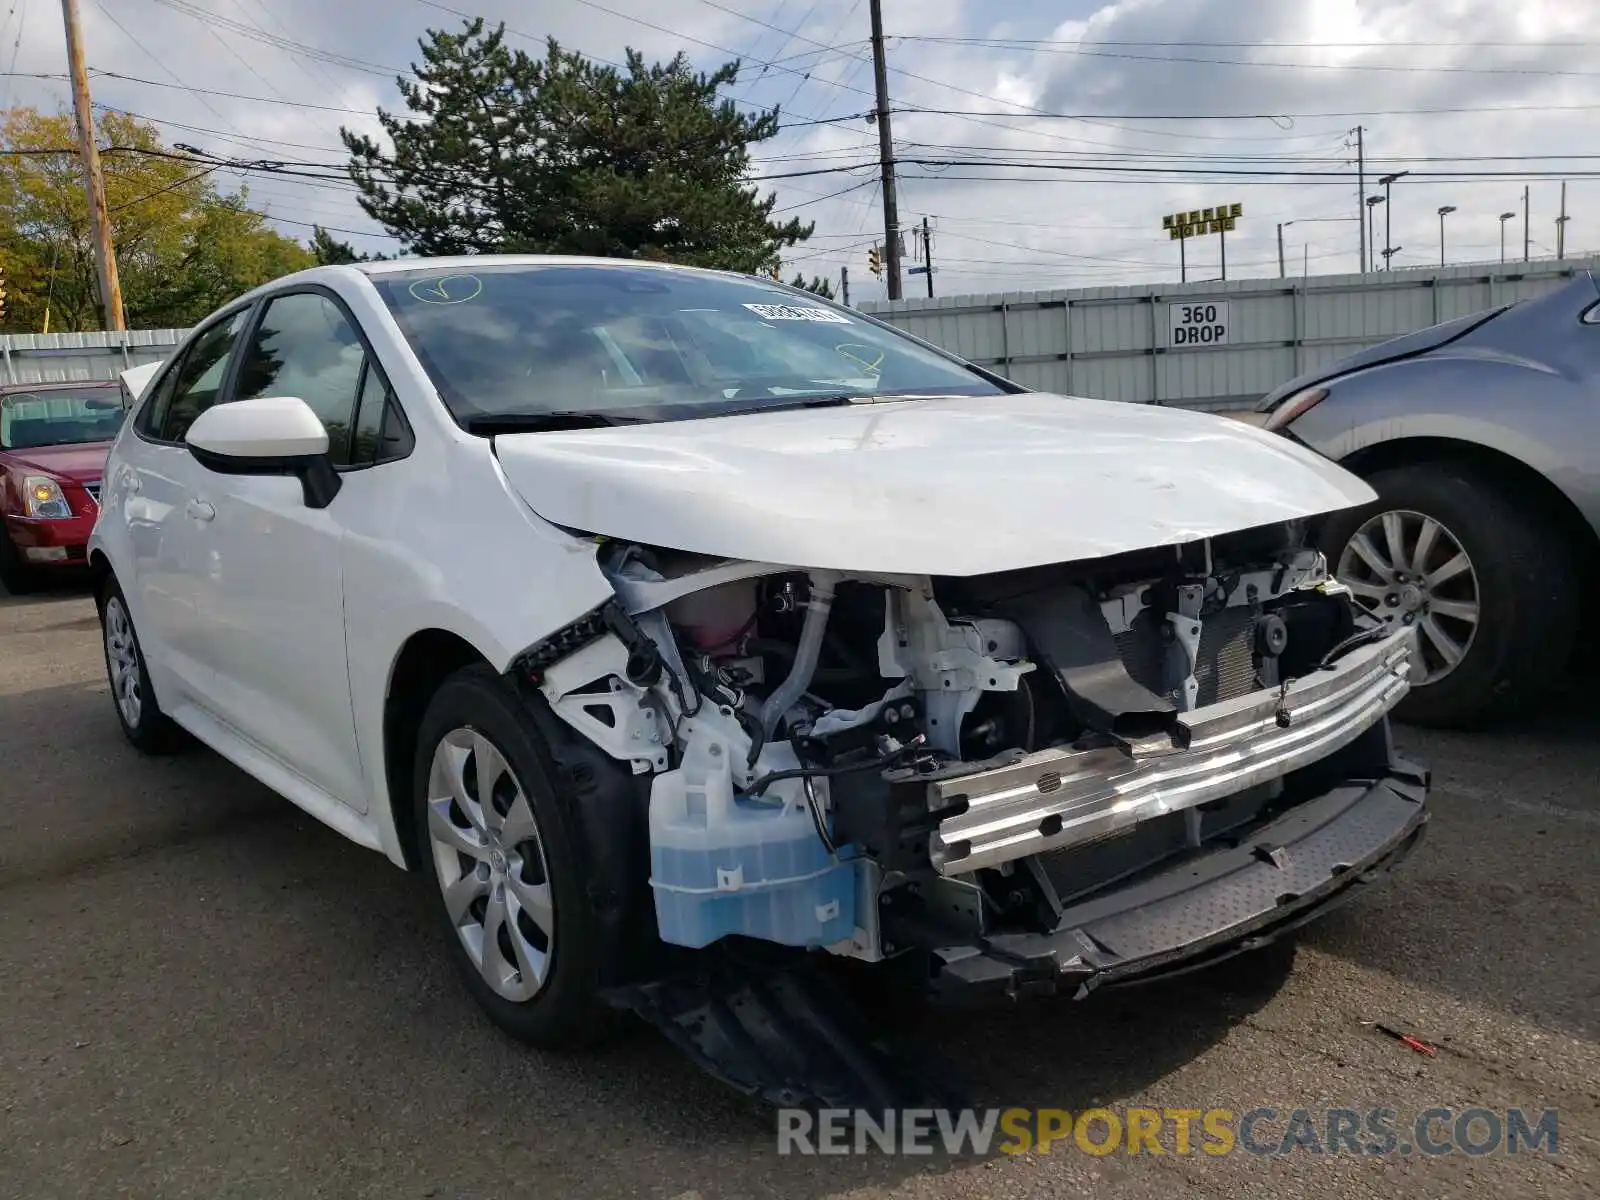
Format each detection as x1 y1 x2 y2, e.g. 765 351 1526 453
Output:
151 309 249 443
349 359 413 466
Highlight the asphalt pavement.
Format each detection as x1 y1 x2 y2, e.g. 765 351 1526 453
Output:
0 581 1595 1199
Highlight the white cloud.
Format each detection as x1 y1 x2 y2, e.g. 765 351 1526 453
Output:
2 0 1597 299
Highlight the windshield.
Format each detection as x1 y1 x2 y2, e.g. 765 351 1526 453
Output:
0 387 126 450
369 262 1009 425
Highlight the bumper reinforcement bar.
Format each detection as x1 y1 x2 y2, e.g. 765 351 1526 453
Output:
928 628 1414 875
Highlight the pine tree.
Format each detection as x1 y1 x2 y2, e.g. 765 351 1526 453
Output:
341 19 813 273
790 273 834 299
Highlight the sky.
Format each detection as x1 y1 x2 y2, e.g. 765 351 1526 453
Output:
4 0 1600 304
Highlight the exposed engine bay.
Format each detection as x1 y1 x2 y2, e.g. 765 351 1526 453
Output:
516 518 1420 991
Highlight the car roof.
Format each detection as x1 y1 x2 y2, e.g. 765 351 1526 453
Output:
181 253 791 331
353 253 749 281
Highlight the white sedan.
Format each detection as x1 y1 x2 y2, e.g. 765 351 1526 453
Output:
91 256 1429 1102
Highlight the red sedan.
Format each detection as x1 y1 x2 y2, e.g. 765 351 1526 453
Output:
0 380 128 593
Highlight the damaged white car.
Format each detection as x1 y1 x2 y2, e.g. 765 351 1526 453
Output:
90 256 1429 1105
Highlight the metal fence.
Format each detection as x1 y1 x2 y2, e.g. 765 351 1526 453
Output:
860 256 1600 412
0 329 186 386
7 255 1598 409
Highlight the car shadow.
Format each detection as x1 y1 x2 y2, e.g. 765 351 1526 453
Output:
144 805 1295 1197
0 571 95 605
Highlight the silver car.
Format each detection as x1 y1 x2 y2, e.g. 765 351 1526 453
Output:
1257 273 1600 727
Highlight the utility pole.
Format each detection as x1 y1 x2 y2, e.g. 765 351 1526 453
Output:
867 0 902 300
1523 185 1530 261
61 0 124 331
920 216 933 298
840 266 849 307
1353 125 1366 273
1277 222 1285 278
1557 181 1568 259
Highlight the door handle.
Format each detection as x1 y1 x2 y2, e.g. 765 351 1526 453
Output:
185 498 216 523
123 471 141 494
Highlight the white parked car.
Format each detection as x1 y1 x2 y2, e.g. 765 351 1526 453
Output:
91 256 1429 1104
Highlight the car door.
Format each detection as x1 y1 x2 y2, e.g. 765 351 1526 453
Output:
113 307 251 709
186 288 413 812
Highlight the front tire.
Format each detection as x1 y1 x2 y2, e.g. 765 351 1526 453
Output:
1319 462 1578 728
97 578 188 753
414 665 615 1049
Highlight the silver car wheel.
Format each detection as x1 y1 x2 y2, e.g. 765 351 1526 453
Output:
104 596 143 728
1337 508 1480 685
426 727 555 1003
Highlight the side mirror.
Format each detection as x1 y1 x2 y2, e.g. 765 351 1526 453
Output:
118 361 161 410
185 396 342 509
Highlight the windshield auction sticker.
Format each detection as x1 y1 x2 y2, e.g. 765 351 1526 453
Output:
742 303 851 323
408 275 484 305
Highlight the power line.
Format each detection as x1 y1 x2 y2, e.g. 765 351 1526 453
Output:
148 0 407 78
894 100 1600 122
143 0 299 107
891 40 1600 79
93 103 353 155
1 0 28 109
83 70 418 116
901 36 1600 49
106 164 217 212
771 177 877 213
88 1 256 140
230 0 350 97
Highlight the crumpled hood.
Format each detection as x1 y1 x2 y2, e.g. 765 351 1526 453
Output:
492 392 1376 576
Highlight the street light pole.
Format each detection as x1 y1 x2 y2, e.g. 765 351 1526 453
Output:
1280 216 1361 275
1499 211 1516 263
1365 196 1385 273
1437 205 1456 267
1378 171 1408 270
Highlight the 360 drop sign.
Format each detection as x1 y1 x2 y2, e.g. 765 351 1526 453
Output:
1168 300 1230 347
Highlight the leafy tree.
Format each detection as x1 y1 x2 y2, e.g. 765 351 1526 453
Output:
342 19 812 273
789 272 834 299
0 106 312 332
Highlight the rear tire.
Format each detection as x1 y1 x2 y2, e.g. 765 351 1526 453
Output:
1319 462 1578 728
413 665 618 1050
97 577 189 753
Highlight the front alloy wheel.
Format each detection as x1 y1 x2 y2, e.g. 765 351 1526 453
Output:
426 727 556 1003
412 664 616 1048
1336 508 1480 685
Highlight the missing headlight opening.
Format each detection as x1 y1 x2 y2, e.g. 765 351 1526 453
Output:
529 524 1424 1101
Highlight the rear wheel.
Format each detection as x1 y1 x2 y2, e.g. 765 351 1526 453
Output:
98 578 188 753
414 665 617 1049
1319 462 1578 727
